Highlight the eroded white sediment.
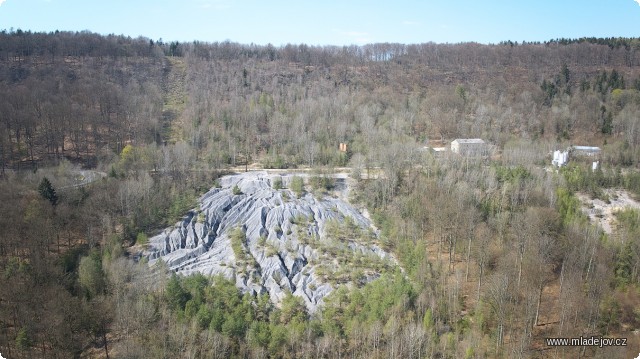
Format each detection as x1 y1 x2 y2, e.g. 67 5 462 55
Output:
145 171 393 311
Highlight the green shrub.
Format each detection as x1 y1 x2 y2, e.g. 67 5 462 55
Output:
136 232 149 245
615 208 640 233
78 253 105 299
289 214 308 225
15 327 31 350
166 274 191 311
310 176 335 191
556 187 586 225
264 156 288 169
167 191 197 225
494 165 531 184
272 176 283 190
230 227 247 260
197 211 206 223
290 176 304 197
247 321 271 348
232 185 243 195
266 245 278 257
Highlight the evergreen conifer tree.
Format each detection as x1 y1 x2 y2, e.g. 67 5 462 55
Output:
38 177 58 206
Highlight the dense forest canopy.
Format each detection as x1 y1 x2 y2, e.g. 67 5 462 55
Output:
2 30 640 358
2 30 640 172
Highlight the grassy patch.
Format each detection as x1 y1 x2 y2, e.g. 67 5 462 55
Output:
136 232 149 245
290 176 304 198
272 176 283 190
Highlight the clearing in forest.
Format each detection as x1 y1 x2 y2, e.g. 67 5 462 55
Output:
577 189 640 234
161 56 188 143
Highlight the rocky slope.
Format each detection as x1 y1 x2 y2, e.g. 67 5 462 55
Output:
145 171 394 311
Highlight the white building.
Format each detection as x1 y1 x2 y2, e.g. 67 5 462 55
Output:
552 150 569 167
551 146 602 168
572 146 601 157
451 139 486 156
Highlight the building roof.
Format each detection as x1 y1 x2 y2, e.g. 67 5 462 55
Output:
452 138 485 144
572 146 601 152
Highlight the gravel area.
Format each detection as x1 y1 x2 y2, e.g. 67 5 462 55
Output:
577 189 640 234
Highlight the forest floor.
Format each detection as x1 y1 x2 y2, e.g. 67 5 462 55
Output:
422 227 566 356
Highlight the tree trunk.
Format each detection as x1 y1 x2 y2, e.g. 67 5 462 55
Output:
558 259 565 295
559 301 567 336
477 265 484 302
465 235 472 281
517 251 523 290
103 329 110 359
585 244 595 281
534 284 542 326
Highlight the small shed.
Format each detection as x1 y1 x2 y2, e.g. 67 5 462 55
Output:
451 139 486 155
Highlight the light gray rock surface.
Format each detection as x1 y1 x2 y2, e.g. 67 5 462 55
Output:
145 171 394 312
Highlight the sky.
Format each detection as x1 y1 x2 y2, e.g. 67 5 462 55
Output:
0 0 639 46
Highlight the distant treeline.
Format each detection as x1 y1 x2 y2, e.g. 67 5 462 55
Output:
500 37 640 49
3 30 640 67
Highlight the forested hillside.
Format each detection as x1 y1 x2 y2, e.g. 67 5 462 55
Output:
2 30 640 358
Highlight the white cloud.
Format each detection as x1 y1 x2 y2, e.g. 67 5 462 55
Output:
635 0 640 6
402 20 420 26
0 0 6 6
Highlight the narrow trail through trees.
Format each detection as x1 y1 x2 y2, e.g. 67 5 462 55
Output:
161 57 187 144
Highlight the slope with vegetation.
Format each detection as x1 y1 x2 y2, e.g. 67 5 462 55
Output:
2 31 640 358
